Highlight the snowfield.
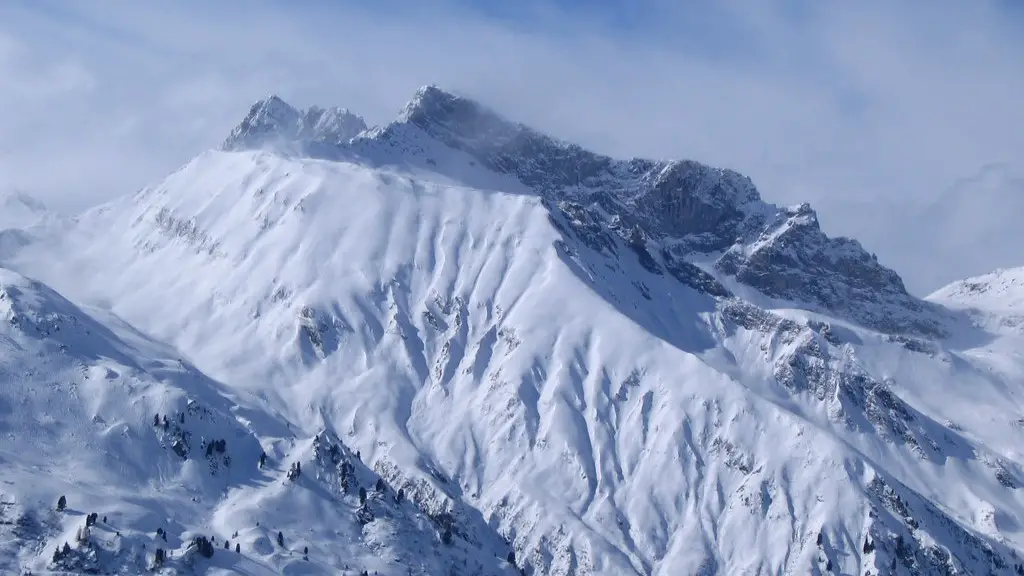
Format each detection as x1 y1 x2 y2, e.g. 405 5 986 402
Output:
1 86 1023 575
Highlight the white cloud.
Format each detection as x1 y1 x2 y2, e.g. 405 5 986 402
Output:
0 0 1020 291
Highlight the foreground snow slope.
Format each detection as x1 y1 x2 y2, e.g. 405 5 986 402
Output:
2 87 1024 574
0 265 510 575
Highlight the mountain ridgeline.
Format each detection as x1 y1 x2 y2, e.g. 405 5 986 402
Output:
226 86 944 339
0 86 1021 575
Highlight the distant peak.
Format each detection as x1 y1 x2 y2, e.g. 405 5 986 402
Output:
222 95 366 152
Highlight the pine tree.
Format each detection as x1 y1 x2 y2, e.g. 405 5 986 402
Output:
235 542 240 553
179 413 184 424
62 542 71 555
277 531 284 547
359 486 367 505
375 478 385 493
396 488 404 504
303 545 308 556
56 495 66 511
102 515 107 524
153 414 160 427
816 531 823 545
507 550 516 566
225 540 229 549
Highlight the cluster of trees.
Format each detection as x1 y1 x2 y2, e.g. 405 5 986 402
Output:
287 461 302 481
153 414 169 429
190 535 216 558
205 438 227 457
152 412 184 428
51 542 72 564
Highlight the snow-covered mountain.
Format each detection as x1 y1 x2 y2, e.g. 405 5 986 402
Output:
2 85 1024 575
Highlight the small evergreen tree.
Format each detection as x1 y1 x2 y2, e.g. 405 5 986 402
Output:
225 540 230 549
277 531 284 547
154 547 165 566
235 542 240 553
507 550 516 566
154 414 160 426
56 495 66 511
303 545 308 557
179 413 184 424
102 515 107 524
359 487 367 505
375 478 385 493
396 488 404 504
816 531 823 545
62 542 71 555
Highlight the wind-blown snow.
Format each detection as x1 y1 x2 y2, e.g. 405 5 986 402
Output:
1 87 1023 575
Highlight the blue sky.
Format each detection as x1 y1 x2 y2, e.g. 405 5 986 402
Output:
0 0 1022 290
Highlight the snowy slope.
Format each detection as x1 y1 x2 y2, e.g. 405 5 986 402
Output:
0 266 511 575
1 86 1024 575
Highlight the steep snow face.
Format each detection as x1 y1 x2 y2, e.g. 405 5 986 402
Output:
5 146 1024 575
2 87 1024 575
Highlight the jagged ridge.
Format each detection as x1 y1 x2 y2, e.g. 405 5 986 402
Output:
224 85 946 338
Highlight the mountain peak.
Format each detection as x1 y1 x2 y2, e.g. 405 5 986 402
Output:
222 95 366 152
397 84 470 122
215 85 940 335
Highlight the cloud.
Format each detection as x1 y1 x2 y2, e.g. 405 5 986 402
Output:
0 0 1021 291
